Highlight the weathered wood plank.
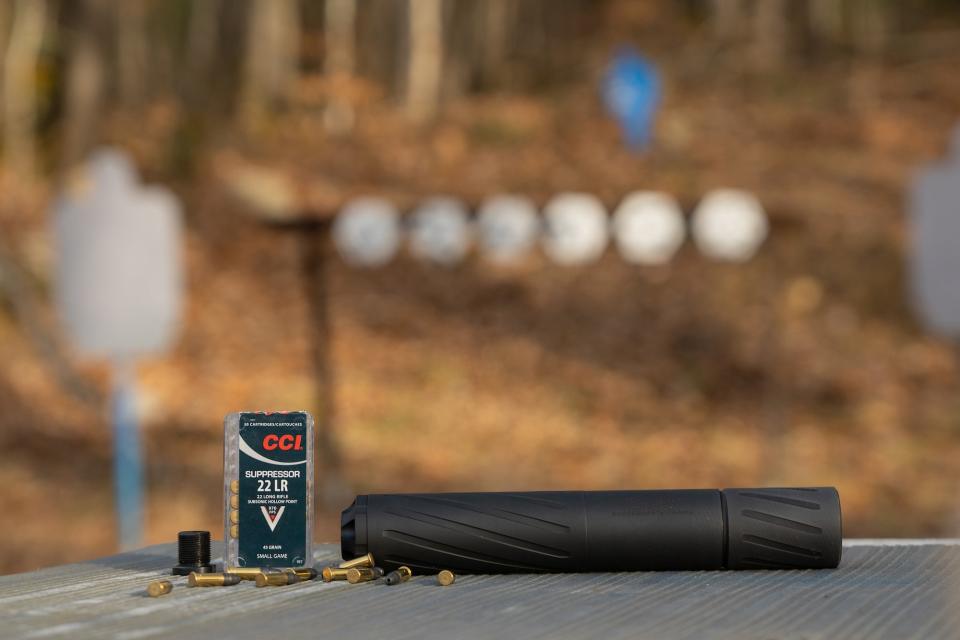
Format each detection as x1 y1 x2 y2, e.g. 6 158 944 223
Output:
0 541 958 639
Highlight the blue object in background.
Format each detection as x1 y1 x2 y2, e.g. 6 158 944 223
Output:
602 47 662 151
111 360 143 550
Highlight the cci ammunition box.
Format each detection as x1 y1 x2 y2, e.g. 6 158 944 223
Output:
223 412 314 569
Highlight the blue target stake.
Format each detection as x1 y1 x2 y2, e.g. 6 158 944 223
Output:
111 360 143 549
602 47 662 152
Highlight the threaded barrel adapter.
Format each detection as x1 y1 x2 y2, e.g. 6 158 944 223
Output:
172 530 216 576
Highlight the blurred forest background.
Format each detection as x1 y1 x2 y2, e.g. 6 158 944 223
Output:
2 0 960 573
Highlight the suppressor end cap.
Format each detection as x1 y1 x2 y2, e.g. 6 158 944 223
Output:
340 496 368 560
722 486 843 570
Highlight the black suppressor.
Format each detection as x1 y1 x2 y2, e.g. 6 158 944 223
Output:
341 487 841 573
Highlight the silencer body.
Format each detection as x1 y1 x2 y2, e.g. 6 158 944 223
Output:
341 487 841 573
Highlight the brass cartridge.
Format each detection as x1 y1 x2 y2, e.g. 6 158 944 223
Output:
224 567 264 581
146 580 173 597
188 572 242 587
284 567 319 581
384 566 412 586
255 572 300 587
346 567 377 584
322 566 350 582
338 553 375 570
437 570 455 586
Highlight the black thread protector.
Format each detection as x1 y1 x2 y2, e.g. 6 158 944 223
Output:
172 530 216 576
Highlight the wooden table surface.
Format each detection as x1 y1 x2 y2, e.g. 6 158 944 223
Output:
1 540 958 639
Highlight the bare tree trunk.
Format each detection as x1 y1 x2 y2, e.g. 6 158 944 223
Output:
0 2 10 95
808 0 844 45
750 0 789 72
441 0 474 101
324 0 356 135
116 0 147 106
61 0 107 173
851 0 890 56
711 0 746 42
241 0 300 128
184 0 222 106
3 0 47 180
326 0 356 77
481 0 510 89
355 0 403 97
405 0 443 123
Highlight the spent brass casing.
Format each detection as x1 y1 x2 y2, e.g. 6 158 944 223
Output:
146 580 173 597
188 572 242 587
284 567 318 581
338 552 375 570
256 572 300 587
437 570 455 586
322 566 350 582
346 567 377 584
224 567 265 581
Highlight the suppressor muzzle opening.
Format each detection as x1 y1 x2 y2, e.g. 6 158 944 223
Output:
341 495 368 560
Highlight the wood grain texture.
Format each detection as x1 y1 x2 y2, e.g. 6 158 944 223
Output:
0 541 958 639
